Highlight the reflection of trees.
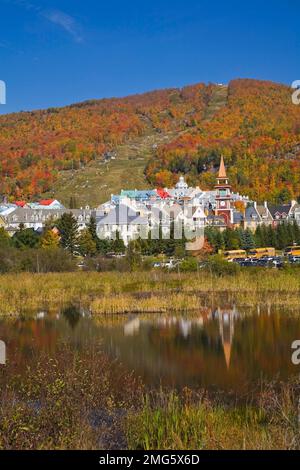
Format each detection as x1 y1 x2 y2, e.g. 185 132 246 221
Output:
141 309 300 389
0 312 99 374
0 318 59 370
62 305 81 330
1 306 300 393
233 312 299 381
146 323 230 388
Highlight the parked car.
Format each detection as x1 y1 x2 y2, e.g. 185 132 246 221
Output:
270 257 284 268
240 259 257 267
288 256 300 264
153 262 162 268
231 258 247 264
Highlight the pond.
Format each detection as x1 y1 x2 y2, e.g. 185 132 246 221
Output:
1 304 300 393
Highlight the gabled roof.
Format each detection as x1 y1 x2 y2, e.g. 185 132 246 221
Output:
39 199 56 206
156 188 171 199
192 206 206 218
97 204 148 225
244 205 261 222
14 201 27 207
0 206 17 216
120 190 156 200
256 205 273 221
268 204 292 219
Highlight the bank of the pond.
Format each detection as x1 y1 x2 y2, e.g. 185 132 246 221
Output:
1 344 300 450
1 270 300 316
126 383 300 450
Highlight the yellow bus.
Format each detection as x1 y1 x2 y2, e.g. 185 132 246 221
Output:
284 246 300 257
224 250 247 261
248 247 275 259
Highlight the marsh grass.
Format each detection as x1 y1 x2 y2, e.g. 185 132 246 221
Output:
1 270 300 315
0 346 143 450
126 384 300 450
2 344 300 450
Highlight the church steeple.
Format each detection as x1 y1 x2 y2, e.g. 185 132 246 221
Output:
218 155 227 179
215 156 233 226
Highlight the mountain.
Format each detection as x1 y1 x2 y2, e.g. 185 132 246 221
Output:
0 79 299 206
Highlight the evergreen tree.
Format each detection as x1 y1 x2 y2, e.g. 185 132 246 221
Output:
162 221 186 257
57 213 79 254
111 231 126 254
286 222 295 246
223 228 240 250
87 215 97 240
255 225 263 247
97 239 111 255
260 224 269 247
0 227 11 248
204 227 215 248
214 230 225 253
240 229 255 250
204 227 225 253
292 221 300 245
126 240 142 271
139 237 152 256
276 223 288 250
78 229 97 257
13 227 40 249
266 225 277 248
87 215 108 253
69 196 78 209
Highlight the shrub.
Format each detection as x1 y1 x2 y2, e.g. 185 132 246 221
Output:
206 255 241 276
179 257 198 272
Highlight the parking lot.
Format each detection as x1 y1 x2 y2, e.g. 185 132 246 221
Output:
230 255 300 268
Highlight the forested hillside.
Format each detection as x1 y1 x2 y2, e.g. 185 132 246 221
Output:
147 79 300 202
0 79 299 205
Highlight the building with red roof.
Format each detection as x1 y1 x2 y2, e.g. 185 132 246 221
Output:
156 188 171 199
14 201 27 208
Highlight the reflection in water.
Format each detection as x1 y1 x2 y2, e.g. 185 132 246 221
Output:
62 305 81 330
1 305 300 392
123 306 237 370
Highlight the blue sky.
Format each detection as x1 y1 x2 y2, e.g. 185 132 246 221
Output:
0 0 299 113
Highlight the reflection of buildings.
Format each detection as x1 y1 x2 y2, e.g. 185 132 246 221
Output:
212 307 238 369
124 317 141 336
0 340 5 365
124 306 240 369
3 306 296 393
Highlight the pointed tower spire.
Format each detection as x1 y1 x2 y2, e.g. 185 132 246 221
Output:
223 341 232 369
215 156 232 226
218 156 227 179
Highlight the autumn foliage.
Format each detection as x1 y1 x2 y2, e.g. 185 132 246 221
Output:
0 83 213 199
146 79 300 202
1 79 300 202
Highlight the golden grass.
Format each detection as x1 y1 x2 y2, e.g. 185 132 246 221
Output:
1 270 300 316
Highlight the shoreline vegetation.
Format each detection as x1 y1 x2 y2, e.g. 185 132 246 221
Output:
2 268 300 450
1 270 300 316
1 345 300 450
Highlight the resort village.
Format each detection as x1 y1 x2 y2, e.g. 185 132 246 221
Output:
1 157 300 263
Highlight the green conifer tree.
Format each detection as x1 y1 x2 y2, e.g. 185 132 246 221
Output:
57 213 79 254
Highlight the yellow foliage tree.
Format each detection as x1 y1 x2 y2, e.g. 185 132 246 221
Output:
41 229 60 249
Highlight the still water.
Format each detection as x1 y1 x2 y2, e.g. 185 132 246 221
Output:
1 305 300 392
